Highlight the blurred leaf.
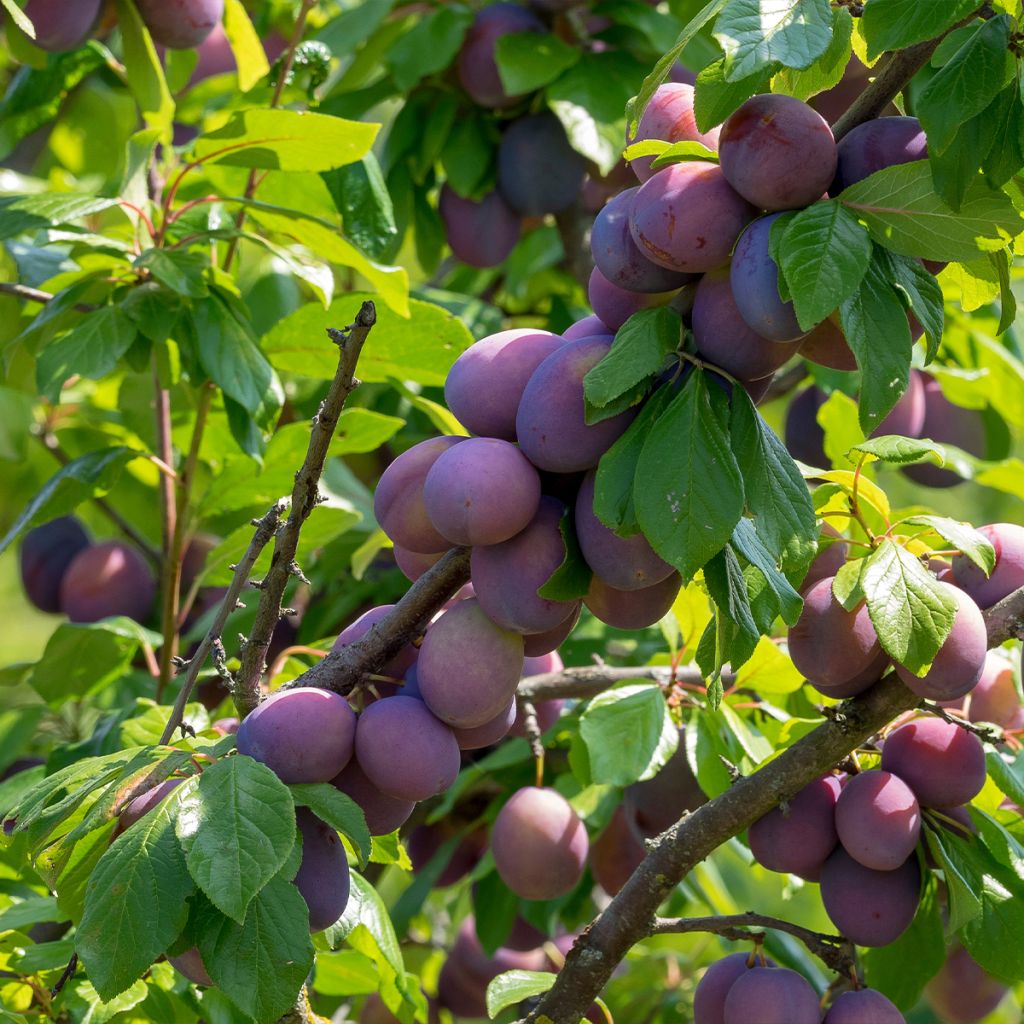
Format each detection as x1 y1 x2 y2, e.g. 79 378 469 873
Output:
0 386 33 461
223 0 270 91
1 0 34 35
496 31 579 94
29 621 142 702
113 0 174 131
0 193 118 240
386 6 473 90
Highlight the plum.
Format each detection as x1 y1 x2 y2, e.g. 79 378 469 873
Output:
333 604 418 678
823 988 904 1024
585 570 681 630
831 116 927 194
497 113 586 216
293 808 350 931
587 266 682 331
834 769 921 871
135 0 223 49
952 523 1024 609
19 516 90 613
59 540 157 624
456 3 543 108
331 759 414 836
23 0 102 51
924 944 1008 1024
439 185 521 269
627 83 721 183
722 966 821 1024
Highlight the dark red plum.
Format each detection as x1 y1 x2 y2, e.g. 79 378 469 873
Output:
452 699 517 749
491 786 589 900
625 727 706 838
407 823 487 887
967 651 1023 729
589 805 645 896
924 944 1008 1024
354 696 460 801
585 571 681 630
236 687 356 784
456 3 543 108
834 769 921 871
169 946 213 987
517 338 638 472
117 778 184 835
135 0 223 49
522 603 580 656
723 966 820 1024
293 809 350 932
587 267 681 331
439 185 521 269
719 94 837 210
563 315 612 341
799 316 857 371
393 545 442 582
373 436 466 552
591 188 696 293
19 516 90 613
802 525 848 590
630 162 756 273
893 582 987 701
952 522 1024 609
820 848 920 947
784 386 828 467
748 774 841 881
59 540 157 624
332 759 414 836
730 215 807 342
333 604 418 678
423 437 541 546
694 953 773 1024
832 116 927 194
692 270 803 381
881 716 986 808
24 0 102 51
497 113 586 216
824 988 904 1024
445 328 564 441
627 83 721 183
875 368 926 437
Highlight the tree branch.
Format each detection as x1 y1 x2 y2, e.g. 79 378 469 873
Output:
984 583 1024 646
234 302 378 718
516 664 720 702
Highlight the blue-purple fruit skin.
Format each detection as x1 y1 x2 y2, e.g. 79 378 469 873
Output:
117 778 184 835
625 727 706 838
452 699 517 750
445 328 564 441
730 214 807 342
820 848 921 947
354 695 460 801
236 687 356 784
693 952 772 1024
591 188 696 293
472 497 580 634
522 603 580 657
952 522 1024 609
784 386 828 467
59 540 157 624
834 769 921 871
516 338 638 472
498 113 586 216
439 185 521 268
293 808 350 932
418 598 524 728
723 967 821 1024
924 944 1008 1024
331 759 414 836
456 3 543 108
135 0 224 49
587 266 681 331
24 0 102 51
333 604 417 677
491 786 589 900
562 315 612 341
831 115 927 194
423 438 541 546
824 988 905 1024
584 571 681 630
802 526 848 591
373 436 466 553
719 94 837 211
19 516 90 613
627 83 720 183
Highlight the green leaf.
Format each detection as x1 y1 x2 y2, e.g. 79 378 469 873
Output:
175 758 296 923
496 31 579 94
714 0 833 82
731 518 803 626
222 0 270 92
29 620 143 702
924 827 984 934
1 0 35 36
440 112 496 197
583 308 679 410
77 792 193 1000
36 305 139 401
839 161 1024 262
990 248 1017 336
777 200 872 330
0 386 33 462
0 193 119 241
0 446 138 556
537 508 592 602
903 516 996 575
981 85 1024 188
368 830 412 869
861 0 978 61
579 684 679 786
986 748 1024 808
693 57 775 133
331 872 404 975
771 6 852 101
322 154 398 262
192 109 380 172
134 248 209 297
885 252 944 360
289 782 370 867
848 436 946 465
486 970 557 1019
860 539 957 674
635 372 743 582
195 880 315 1024
649 140 721 169
386 6 473 91
702 545 761 678
113 0 174 131
916 17 1013 155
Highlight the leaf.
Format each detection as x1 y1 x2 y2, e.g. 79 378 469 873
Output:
649 140 721 170
1 0 34 36
838 160 1024 262
848 436 946 465
860 539 957 674
916 17 1014 155
772 6 853 101
885 251 944 360
77 792 193 1000
321 153 398 262
135 248 209 297
222 0 270 92
860 0 979 60
175 759 296 923
777 200 872 330
986 749 1024 808
579 684 679 786
731 518 803 626
289 782 371 867
693 57 775 133
113 0 174 131
0 447 138 556
331 872 404 975
29 620 143 702
486 970 557 1019
0 193 119 241
496 31 579 94
192 109 379 172
702 545 761 679
734 636 804 694
386 6 474 91
981 85 1024 189
714 0 833 82
195 880 315 1024
902 516 995 574
634 373 744 582
0 386 34 461
537 508 591 602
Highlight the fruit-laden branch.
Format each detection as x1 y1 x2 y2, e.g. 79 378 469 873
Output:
234 301 378 718
516 664 727 701
522 588 1024 1024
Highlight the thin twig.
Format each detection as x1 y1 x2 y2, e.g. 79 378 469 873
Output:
0 279 94 311
49 952 78 999
919 702 1004 743
154 356 178 698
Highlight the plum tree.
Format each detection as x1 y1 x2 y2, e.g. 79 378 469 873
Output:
491 786 589 900
880 716 986 808
624 728 706 838
236 687 356 784
823 988 904 1023
819 848 920 946
456 3 543 108
722 966 821 1024
747 774 841 880
952 522 1024 609
589 805 646 896
627 83 721 182
58 540 157 624
629 162 756 273
23 0 102 51
135 0 224 49
924 944 1008 1024
418 598 524 727
18 516 90 613
333 604 418 678
407 823 487 887
585 570 681 630
373 436 466 553
331 760 414 836
293 809 350 932
444 328 564 441
354 695 460 801
423 437 541 546
497 113 587 216
967 651 1023 728
718 95 837 210
439 186 521 269
834 770 921 871
587 267 682 331
831 116 927 193
693 952 774 1024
